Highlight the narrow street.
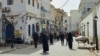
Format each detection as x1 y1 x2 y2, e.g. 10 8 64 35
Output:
0 38 96 56
0 0 100 56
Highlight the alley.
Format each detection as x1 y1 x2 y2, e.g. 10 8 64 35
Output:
0 0 100 56
0 38 96 56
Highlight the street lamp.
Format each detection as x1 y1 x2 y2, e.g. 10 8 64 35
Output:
94 15 99 52
87 22 89 37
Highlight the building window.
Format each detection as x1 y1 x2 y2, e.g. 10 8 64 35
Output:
0 2 1 8
7 0 13 5
43 20 45 24
28 0 30 4
29 16 31 20
32 24 35 34
61 16 63 21
47 21 49 24
65 28 67 30
20 27 22 30
28 25 31 36
41 6 43 11
65 20 67 23
87 8 91 11
37 3 39 9
32 0 34 6
36 23 39 32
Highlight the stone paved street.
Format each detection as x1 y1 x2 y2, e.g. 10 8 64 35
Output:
29 38 96 56
0 38 97 56
0 0 100 56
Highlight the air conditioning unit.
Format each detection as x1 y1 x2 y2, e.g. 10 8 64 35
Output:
2 7 11 13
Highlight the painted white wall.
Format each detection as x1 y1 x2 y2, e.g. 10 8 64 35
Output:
63 15 68 32
96 2 100 49
79 0 98 16
70 10 81 32
79 0 100 50
26 0 40 17
2 0 26 15
25 17 40 43
1 0 39 43
1 0 52 44
40 0 51 20
80 10 95 42
66 16 71 32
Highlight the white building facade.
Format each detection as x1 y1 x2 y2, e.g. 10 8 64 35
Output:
79 0 100 51
66 16 71 32
1 0 52 44
63 13 68 32
79 0 98 16
70 10 81 32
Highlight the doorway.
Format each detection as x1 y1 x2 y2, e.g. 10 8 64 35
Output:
32 24 35 35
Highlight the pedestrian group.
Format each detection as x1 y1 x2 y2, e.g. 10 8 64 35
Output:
4 17 74 54
32 31 74 54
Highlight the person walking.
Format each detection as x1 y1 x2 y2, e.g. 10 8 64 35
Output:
59 32 65 46
56 31 59 41
40 32 49 53
65 32 68 45
49 32 53 45
32 32 39 48
67 32 73 49
5 22 15 48
54 32 57 39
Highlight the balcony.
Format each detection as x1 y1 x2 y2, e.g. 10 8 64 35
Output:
2 7 11 13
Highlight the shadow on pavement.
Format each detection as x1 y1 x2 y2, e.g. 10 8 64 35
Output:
70 49 76 51
1 44 43 55
40 52 49 55
1 40 58 55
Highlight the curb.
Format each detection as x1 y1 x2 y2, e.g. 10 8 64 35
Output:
88 50 100 56
0 45 29 54
93 51 100 56
0 48 16 54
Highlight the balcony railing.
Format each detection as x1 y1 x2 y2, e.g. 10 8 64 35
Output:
2 7 11 13
41 11 51 20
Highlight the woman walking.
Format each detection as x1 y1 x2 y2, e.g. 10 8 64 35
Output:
40 32 49 53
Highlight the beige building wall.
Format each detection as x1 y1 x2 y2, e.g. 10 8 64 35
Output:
50 5 67 32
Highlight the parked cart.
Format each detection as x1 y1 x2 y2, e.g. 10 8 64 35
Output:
75 36 89 47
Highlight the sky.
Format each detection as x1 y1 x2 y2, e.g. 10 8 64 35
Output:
51 0 81 15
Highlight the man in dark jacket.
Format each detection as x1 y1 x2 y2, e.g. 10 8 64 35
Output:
32 32 39 48
67 32 73 49
49 32 53 45
40 32 49 53
59 32 65 46
65 32 68 45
